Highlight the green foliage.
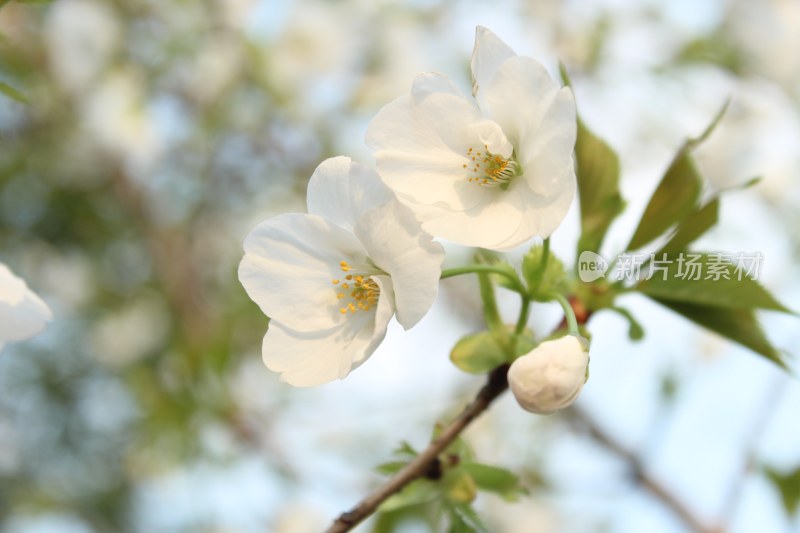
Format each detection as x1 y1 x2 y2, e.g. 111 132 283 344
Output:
607 306 644 341
0 81 27 103
560 64 626 256
636 253 792 312
522 243 567 300
765 466 800 517
655 301 786 367
450 329 534 374
627 102 728 250
460 462 528 501
657 198 719 254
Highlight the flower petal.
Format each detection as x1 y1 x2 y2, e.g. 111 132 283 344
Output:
354 203 444 329
366 91 487 211
0 263 52 345
306 156 394 231
420 190 525 251
262 279 394 386
496 162 577 248
411 72 463 100
519 87 577 196
471 26 517 99
482 56 562 149
239 213 368 332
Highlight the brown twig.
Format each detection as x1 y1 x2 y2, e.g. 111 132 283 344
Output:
571 406 723 533
325 364 510 533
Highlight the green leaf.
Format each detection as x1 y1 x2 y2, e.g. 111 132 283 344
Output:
443 470 477 504
560 64 626 255
607 307 645 341
461 462 528 501
0 81 28 104
449 504 489 533
375 461 407 475
14 0 58 4
380 480 439 513
522 244 566 300
765 466 800 517
451 331 509 374
574 118 626 254
450 330 534 374
627 102 729 250
636 253 792 313
653 299 786 368
658 198 719 254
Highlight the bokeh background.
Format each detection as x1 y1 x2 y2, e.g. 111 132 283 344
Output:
1 0 799 531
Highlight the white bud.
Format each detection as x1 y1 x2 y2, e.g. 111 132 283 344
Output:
508 334 589 415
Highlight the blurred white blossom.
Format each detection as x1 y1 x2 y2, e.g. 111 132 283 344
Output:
0 261 52 353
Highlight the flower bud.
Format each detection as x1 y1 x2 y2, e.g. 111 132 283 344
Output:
507 334 589 415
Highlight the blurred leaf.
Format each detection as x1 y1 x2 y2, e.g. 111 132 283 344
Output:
522 244 567 299
443 470 477 504
675 35 744 74
450 330 534 374
13 0 58 4
607 306 645 341
765 466 800 517
653 300 786 368
451 331 509 374
0 81 28 104
375 461 407 476
636 253 792 313
461 462 528 501
560 65 625 255
658 198 719 254
380 480 439 513
627 102 729 250
449 504 488 533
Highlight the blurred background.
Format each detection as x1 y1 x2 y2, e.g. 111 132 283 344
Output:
1 0 799 531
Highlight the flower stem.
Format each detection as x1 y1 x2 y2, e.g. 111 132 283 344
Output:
440 265 526 294
553 293 579 335
513 296 530 336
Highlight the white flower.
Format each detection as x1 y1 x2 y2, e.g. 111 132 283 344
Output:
239 156 445 387
0 262 53 353
366 26 577 251
508 335 589 415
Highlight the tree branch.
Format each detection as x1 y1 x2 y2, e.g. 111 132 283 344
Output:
325 364 510 533
571 406 723 533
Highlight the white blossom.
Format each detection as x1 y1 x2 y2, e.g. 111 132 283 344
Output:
239 157 444 386
0 262 52 353
508 335 589 414
366 26 576 250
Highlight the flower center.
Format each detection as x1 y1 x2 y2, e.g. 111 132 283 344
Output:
463 144 521 188
331 260 380 314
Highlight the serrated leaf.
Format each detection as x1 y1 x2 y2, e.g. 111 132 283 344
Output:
628 152 702 250
627 103 729 250
560 65 625 255
636 253 792 313
658 198 719 254
653 299 786 368
0 81 28 104
765 466 800 517
461 462 528 501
